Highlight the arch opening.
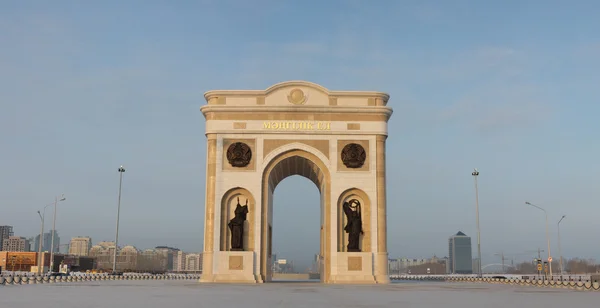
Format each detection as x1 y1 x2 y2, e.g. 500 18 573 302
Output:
271 175 320 278
261 149 331 283
268 155 324 193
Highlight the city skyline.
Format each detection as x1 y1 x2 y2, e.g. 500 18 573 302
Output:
0 218 591 272
1 1 600 272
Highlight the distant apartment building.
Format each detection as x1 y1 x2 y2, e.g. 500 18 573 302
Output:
69 237 92 256
119 246 139 270
155 246 179 271
185 253 202 272
448 231 473 274
138 249 167 272
2 236 31 252
89 242 138 271
389 256 448 274
89 242 115 270
173 250 186 272
0 225 14 248
388 259 400 274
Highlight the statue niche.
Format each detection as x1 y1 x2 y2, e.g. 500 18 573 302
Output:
228 197 249 251
343 199 363 252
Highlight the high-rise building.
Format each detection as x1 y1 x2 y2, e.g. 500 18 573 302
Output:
69 237 92 256
33 230 60 253
26 237 34 251
34 233 44 252
448 231 473 274
173 250 186 272
2 236 30 252
48 230 60 253
0 225 14 248
312 254 322 274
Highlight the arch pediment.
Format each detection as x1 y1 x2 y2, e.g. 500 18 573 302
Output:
203 80 390 108
265 80 330 95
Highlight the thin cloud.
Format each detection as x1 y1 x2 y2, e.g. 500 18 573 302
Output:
437 85 555 134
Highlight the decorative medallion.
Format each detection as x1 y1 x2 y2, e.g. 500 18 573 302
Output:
341 143 366 168
287 88 308 105
226 142 252 167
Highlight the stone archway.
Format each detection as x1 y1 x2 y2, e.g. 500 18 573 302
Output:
260 148 331 283
198 81 392 284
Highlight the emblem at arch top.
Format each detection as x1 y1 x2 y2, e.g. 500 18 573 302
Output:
287 88 308 105
226 142 252 167
340 143 367 168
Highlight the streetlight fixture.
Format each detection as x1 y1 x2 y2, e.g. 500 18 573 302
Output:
49 194 66 273
557 215 566 276
525 201 552 278
36 203 53 275
112 165 126 274
471 168 482 277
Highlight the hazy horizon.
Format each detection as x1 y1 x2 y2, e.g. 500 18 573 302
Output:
2 1 600 272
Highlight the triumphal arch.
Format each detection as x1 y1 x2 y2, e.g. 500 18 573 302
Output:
199 81 393 284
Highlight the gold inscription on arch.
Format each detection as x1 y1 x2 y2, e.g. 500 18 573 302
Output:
263 121 331 131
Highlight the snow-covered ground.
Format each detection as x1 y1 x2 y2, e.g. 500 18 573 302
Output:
0 280 597 308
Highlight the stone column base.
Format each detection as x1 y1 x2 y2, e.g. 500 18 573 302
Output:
326 252 378 284
199 251 214 283
199 251 260 284
373 252 390 284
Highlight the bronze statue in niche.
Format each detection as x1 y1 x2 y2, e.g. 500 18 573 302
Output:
343 199 363 252
228 197 249 251
226 142 252 167
341 143 366 168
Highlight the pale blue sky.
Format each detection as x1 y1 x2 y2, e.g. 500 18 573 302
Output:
1 0 599 271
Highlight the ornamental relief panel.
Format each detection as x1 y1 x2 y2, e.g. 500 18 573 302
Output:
337 140 370 172
222 139 256 171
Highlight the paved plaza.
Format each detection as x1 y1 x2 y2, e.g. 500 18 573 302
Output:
1 280 598 308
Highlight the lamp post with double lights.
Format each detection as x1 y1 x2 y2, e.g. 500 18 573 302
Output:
471 168 483 277
36 203 53 275
525 201 552 278
49 194 66 273
112 165 126 274
557 215 566 276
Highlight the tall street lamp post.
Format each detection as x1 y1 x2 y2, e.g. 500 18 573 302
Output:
557 215 566 276
525 201 552 278
36 203 53 275
472 168 482 277
49 194 66 273
113 165 126 274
